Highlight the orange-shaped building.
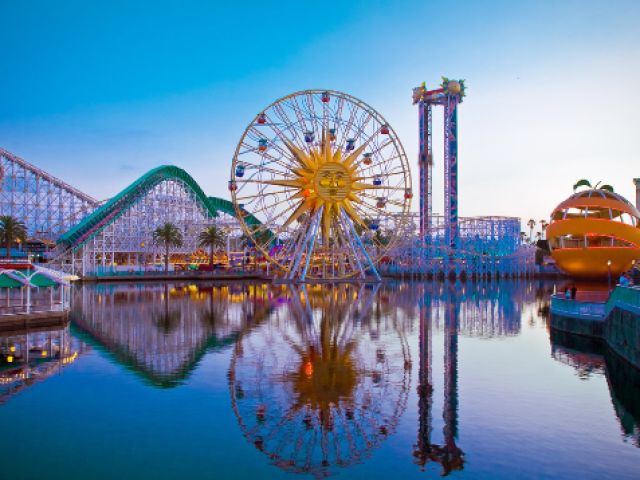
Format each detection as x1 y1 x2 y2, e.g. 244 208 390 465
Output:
547 189 640 278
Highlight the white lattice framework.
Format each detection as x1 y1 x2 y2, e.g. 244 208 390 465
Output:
383 213 536 277
66 178 221 275
0 148 98 241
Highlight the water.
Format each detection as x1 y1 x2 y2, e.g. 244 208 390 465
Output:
1 280 639 479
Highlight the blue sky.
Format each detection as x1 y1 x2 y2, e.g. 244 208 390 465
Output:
1 0 639 231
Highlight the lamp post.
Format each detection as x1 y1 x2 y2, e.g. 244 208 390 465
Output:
608 260 612 292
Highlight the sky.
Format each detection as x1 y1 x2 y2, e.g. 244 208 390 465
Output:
1 0 639 234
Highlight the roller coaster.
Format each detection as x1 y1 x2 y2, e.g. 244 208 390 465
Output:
0 148 251 275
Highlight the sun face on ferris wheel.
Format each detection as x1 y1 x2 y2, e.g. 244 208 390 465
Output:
230 90 412 280
262 125 386 242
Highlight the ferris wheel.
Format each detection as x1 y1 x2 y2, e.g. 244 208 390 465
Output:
230 90 412 281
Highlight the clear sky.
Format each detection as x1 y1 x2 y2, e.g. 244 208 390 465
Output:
1 0 639 234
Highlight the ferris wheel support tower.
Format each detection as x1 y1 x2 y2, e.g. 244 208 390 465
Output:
413 77 466 249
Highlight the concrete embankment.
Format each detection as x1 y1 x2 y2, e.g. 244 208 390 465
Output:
0 311 69 333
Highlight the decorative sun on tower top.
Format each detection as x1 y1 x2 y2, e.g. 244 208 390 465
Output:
440 77 466 100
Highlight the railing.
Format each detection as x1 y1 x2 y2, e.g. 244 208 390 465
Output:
84 268 263 277
551 294 607 319
551 285 640 320
0 302 66 316
0 258 30 264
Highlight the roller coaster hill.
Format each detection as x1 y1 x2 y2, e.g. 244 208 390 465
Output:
0 147 252 276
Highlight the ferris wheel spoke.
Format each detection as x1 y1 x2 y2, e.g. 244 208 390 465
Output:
256 114 308 155
272 105 308 151
363 138 393 158
267 205 308 239
352 202 389 226
238 164 295 179
340 103 360 144
248 195 301 217
305 92 320 137
263 120 312 166
359 193 405 208
355 170 405 182
291 96 313 143
242 134 299 169
357 155 402 176
234 188 298 202
352 111 376 143
260 155 302 175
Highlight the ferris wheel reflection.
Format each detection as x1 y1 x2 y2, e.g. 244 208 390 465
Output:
229 283 412 478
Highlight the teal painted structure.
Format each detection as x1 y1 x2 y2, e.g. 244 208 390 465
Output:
550 286 640 370
56 165 271 253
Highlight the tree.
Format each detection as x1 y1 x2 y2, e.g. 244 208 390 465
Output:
527 219 536 244
198 226 227 266
0 216 27 259
152 223 183 274
539 220 549 239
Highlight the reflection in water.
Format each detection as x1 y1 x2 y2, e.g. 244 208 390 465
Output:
0 324 89 405
414 282 464 475
551 331 640 447
229 283 412 478
70 282 283 387
28 279 637 477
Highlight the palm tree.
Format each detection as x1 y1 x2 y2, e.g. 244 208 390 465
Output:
527 219 536 244
539 220 549 239
0 216 27 259
372 227 391 257
152 223 183 274
198 226 227 266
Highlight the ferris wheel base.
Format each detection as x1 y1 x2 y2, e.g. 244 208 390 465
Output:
276 207 383 283
273 275 383 285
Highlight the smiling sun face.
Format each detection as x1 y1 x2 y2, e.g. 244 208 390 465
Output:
262 126 383 243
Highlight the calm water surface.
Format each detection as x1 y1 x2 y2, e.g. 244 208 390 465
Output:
1 280 639 479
